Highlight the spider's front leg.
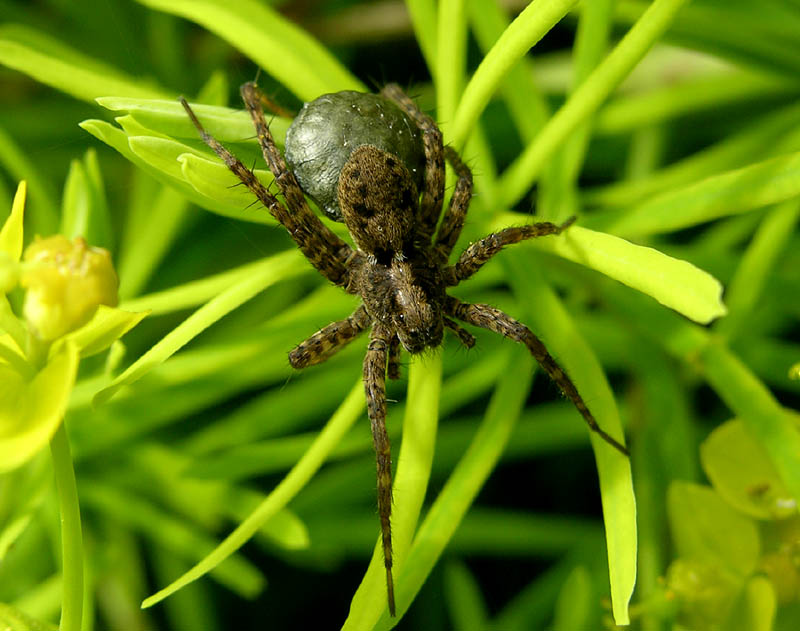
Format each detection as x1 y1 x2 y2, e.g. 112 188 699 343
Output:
180 88 353 287
444 217 575 286
288 305 370 368
363 324 396 616
446 297 628 455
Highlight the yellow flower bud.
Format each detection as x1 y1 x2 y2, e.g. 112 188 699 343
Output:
21 235 118 341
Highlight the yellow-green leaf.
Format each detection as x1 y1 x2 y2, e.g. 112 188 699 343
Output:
63 304 148 358
0 341 79 473
0 181 25 261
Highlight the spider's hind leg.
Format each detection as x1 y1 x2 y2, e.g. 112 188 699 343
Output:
445 297 628 455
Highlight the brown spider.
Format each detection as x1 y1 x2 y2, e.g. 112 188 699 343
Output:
181 82 628 617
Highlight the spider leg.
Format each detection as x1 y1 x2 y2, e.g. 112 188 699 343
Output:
363 324 396 616
387 334 402 380
434 146 473 261
443 217 575 286
444 316 476 348
288 305 371 369
183 86 353 287
445 297 628 455
381 84 444 243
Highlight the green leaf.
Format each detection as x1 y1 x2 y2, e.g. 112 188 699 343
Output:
0 24 169 102
523 222 727 324
724 575 777 631
701 419 796 520
0 125 58 235
453 0 577 148
504 252 636 627
94 249 306 405
0 602 57 631
79 119 238 217
177 153 275 223
496 0 692 208
593 151 800 237
95 97 290 144
136 0 363 100
62 305 148 358
443 561 488 631
667 481 760 579
0 341 79 473
345 351 442 626
352 346 531 630
552 566 593 631
142 379 364 608
0 181 25 261
59 152 113 249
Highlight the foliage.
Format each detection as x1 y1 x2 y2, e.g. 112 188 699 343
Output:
0 0 798 629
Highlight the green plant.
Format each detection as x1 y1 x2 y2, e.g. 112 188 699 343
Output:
0 0 798 629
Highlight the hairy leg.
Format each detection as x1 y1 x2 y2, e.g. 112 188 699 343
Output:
288 305 371 369
444 217 575 286
381 84 444 243
228 82 355 285
434 146 473 261
444 316 476 348
387 335 402 380
363 324 397 615
446 297 628 455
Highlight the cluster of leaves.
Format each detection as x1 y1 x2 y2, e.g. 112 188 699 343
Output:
0 0 799 630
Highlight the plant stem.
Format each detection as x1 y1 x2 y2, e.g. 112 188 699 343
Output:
50 421 84 631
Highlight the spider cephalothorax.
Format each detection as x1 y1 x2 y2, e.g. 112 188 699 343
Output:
181 82 628 617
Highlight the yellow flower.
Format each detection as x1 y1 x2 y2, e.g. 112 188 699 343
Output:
21 235 119 341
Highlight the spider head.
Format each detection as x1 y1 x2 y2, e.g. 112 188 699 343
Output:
338 145 418 257
389 262 444 354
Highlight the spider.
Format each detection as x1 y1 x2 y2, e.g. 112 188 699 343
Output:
181 82 628 617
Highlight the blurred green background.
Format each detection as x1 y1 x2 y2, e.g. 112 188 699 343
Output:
1 1 800 629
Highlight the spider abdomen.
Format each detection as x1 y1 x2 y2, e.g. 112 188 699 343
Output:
285 91 425 222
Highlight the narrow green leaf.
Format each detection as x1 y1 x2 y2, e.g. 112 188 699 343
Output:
96 97 290 144
594 151 800 237
0 181 25 261
345 351 442 627
63 305 148 358
0 126 58 235
136 0 363 100
362 347 531 629
453 0 577 148
0 602 57 631
177 153 275 223
0 24 168 101
725 575 777 631
444 561 489 631
552 566 593 631
94 249 305 405
142 379 364 608
522 222 727 323
715 200 800 340
505 252 635 626
79 119 238 218
496 0 692 208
